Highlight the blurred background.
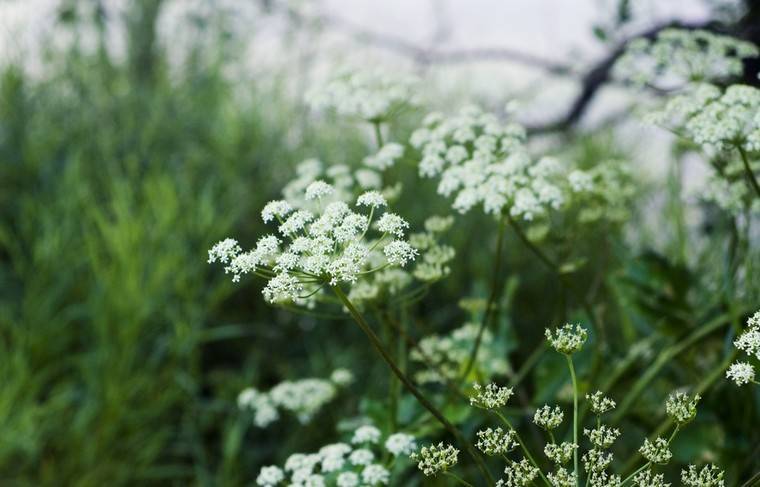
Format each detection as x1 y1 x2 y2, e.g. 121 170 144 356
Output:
1 1 759 486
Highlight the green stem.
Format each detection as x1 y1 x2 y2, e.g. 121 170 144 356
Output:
332 286 495 486
494 411 551 487
461 214 507 382
741 470 760 487
373 121 384 148
566 355 579 487
445 471 476 487
737 145 760 199
620 462 650 486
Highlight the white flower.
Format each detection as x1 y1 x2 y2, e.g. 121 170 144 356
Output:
385 433 417 456
352 425 381 444
681 464 725 487
544 442 577 465
470 383 514 409
533 405 564 430
476 427 518 455
361 464 390 485
584 425 620 449
548 467 576 487
305 180 334 200
330 368 354 386
262 200 293 223
726 361 755 386
262 273 304 303
256 465 284 486
410 443 458 476
383 240 418 266
582 448 613 473
639 437 672 464
208 238 241 264
633 469 670 487
586 391 616 415
356 191 387 208
546 323 588 354
349 448 375 466
337 472 360 487
734 327 760 358
376 213 409 237
665 391 700 424
364 143 404 170
498 458 539 487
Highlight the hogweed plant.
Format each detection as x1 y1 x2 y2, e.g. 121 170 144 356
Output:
411 324 724 487
208 59 760 486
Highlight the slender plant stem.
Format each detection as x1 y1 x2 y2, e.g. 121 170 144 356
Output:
741 470 760 487
445 471 476 487
566 355 579 487
332 286 495 486
373 121 384 148
737 145 760 199
620 462 650 486
494 411 551 487
461 214 507 382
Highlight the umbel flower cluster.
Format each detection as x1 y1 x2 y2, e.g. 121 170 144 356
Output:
727 310 760 386
411 323 724 487
409 105 634 224
614 28 758 89
255 423 416 486
305 68 419 123
208 182 418 303
238 369 353 428
410 321 509 385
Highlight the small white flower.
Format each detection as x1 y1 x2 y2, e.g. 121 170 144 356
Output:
362 464 390 485
584 425 620 449
349 448 375 466
352 425 382 444
410 443 459 476
256 465 284 486
476 427 518 455
726 361 755 386
546 323 588 354
533 405 564 430
586 391 616 415
544 442 577 465
385 433 417 456
383 240 418 266
665 391 700 424
208 238 241 264
681 464 725 487
305 180 334 200
499 458 539 487
356 191 387 208
337 471 360 487
639 437 672 464
633 469 670 487
262 200 293 223
547 467 576 487
470 383 514 409
376 213 409 237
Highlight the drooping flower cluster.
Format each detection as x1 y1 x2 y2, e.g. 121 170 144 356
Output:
238 369 352 427
209 181 418 303
411 321 509 384
614 29 758 89
305 68 419 123
411 105 607 220
256 423 414 486
545 323 588 355
727 310 760 386
409 442 458 476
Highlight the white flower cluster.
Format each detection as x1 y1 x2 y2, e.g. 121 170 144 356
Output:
681 464 725 487
614 29 758 89
238 370 351 427
545 323 588 355
544 442 577 465
305 68 419 122
533 405 564 430
476 427 518 455
633 470 670 487
363 143 404 171
727 310 760 386
639 437 673 465
547 467 576 487
470 382 514 409
409 442 458 476
411 321 509 384
584 425 620 449
586 391 616 415
257 425 414 486
665 391 700 424
209 181 418 302
411 105 599 220
497 458 540 487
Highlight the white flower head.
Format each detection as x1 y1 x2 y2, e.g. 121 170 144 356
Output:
385 433 417 456
352 425 381 444
639 437 672 464
361 464 390 485
305 180 335 200
349 448 375 466
476 427 518 455
586 391 616 415
256 465 285 486
546 323 588 354
681 464 725 487
337 471 360 487
584 425 621 449
533 405 564 430
665 391 700 424
356 191 387 208
547 467 577 487
633 469 670 487
726 361 756 386
470 383 514 409
410 442 458 476
499 458 539 487
544 442 577 465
